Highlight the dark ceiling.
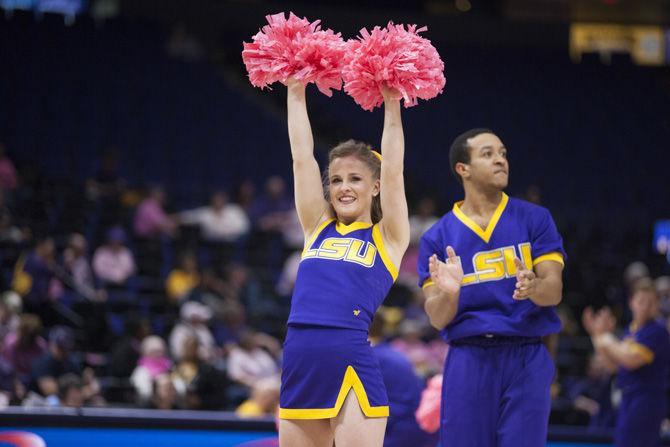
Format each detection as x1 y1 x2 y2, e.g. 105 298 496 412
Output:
118 0 670 51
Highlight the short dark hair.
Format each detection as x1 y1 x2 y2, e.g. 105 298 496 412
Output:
449 128 494 184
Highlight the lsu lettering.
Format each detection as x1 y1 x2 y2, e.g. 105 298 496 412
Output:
303 237 377 268
460 243 532 286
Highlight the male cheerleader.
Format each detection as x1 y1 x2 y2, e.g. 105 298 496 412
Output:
418 128 566 446
583 278 670 447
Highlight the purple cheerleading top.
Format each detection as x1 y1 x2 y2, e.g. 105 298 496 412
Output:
617 318 670 393
288 218 397 331
417 193 566 342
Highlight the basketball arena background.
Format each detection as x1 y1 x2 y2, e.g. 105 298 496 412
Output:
0 0 669 445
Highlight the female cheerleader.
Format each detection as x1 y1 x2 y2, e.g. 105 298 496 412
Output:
278 78 409 447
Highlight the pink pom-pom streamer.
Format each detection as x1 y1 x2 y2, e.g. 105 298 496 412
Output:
343 23 446 110
415 374 443 433
242 12 346 97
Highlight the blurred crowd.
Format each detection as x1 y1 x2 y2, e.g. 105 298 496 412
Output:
0 141 669 433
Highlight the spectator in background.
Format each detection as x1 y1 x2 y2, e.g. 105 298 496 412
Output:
369 314 438 447
0 142 18 191
63 233 105 301
235 179 256 214
249 176 293 229
583 278 670 447
226 264 255 298
247 176 295 270
30 326 81 399
150 373 178 410
108 316 151 379
63 233 110 351
172 333 201 402
190 268 246 345
92 226 135 286
172 333 229 410
178 191 250 243
57 373 85 408
169 301 217 362
0 354 23 407
201 263 256 305
0 292 20 344
191 264 244 322
236 376 280 418
133 186 177 239
130 335 172 403
2 314 47 385
165 252 200 305
223 263 277 332
194 267 248 344
12 236 60 325
227 330 279 389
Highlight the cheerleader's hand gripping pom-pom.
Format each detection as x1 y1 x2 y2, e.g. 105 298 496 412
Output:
343 23 446 111
242 12 346 96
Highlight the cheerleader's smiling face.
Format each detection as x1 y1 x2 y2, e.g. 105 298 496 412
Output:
328 155 379 224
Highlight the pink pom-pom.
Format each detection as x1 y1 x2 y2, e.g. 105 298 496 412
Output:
242 12 346 96
415 374 443 433
343 23 446 111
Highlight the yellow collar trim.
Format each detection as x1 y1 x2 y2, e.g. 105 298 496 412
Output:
335 220 373 235
452 193 509 243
